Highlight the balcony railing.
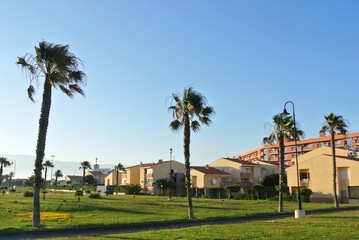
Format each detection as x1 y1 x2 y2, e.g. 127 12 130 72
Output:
240 172 252 178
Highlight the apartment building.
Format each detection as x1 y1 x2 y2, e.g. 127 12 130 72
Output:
122 160 185 195
286 146 359 204
190 166 231 197
237 132 359 166
208 157 278 193
104 170 124 186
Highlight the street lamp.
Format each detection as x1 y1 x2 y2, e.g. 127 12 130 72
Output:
51 155 55 182
12 160 16 178
12 160 16 188
282 101 302 212
168 148 173 201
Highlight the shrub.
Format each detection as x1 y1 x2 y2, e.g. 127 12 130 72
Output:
300 188 313 202
233 193 256 200
9 188 16 193
23 191 34 197
252 185 277 199
123 184 142 195
88 193 101 199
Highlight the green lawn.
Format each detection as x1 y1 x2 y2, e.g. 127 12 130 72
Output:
0 192 357 234
53 210 359 240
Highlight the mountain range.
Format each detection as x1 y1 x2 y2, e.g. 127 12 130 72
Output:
0 154 114 180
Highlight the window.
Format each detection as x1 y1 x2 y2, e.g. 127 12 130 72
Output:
261 168 267 175
146 178 153 183
300 172 310 180
341 190 348 198
146 168 153 174
339 169 350 180
221 177 231 183
349 186 359 199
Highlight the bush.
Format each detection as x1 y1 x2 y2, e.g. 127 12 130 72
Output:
9 188 16 193
233 193 256 200
75 190 84 196
88 193 101 199
23 191 34 197
252 185 277 199
123 184 142 195
300 188 313 203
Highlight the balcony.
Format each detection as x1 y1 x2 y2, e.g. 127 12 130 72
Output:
240 172 252 178
240 182 252 189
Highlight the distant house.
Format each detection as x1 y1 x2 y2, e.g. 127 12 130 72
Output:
87 163 111 185
286 146 359 204
104 170 123 187
190 166 231 197
65 175 82 185
123 159 185 195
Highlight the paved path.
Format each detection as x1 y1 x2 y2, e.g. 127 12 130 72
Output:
1 206 358 240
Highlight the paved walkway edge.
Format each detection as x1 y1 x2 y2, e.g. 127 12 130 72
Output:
1 206 359 240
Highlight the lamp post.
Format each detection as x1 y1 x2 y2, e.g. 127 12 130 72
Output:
51 155 55 182
282 101 302 211
12 160 16 178
12 160 16 188
168 148 173 201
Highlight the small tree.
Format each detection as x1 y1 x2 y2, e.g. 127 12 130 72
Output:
114 163 124 195
154 178 171 196
224 184 241 199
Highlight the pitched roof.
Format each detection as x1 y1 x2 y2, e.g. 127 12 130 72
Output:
221 157 257 166
191 166 231 175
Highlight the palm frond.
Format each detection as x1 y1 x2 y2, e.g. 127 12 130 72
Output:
169 120 182 132
191 121 201 132
59 85 73 98
27 85 36 102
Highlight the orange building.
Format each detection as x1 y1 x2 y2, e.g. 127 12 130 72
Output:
237 132 359 166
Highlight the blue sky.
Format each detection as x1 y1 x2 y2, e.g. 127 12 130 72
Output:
1 1 359 177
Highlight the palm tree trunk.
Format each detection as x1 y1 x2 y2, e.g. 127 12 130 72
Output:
184 115 194 220
82 169 85 191
278 135 285 213
116 170 119 195
0 165 3 184
331 130 339 208
33 79 52 228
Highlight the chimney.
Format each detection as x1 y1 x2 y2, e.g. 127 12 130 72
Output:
158 159 163 163
205 165 209 170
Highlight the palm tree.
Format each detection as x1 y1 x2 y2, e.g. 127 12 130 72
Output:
320 113 348 208
80 161 92 191
114 163 124 195
54 170 63 187
17 41 86 227
0 157 11 185
43 160 54 185
263 114 304 212
168 87 214 220
154 178 171 196
8 172 14 188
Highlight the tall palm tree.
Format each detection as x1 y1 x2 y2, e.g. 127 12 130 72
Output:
114 163 124 195
320 113 348 208
54 170 63 187
8 172 14 188
17 41 86 227
0 157 11 185
80 161 92 191
263 114 304 212
168 87 214 220
43 160 54 185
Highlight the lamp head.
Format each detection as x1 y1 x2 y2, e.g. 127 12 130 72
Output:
282 108 290 116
